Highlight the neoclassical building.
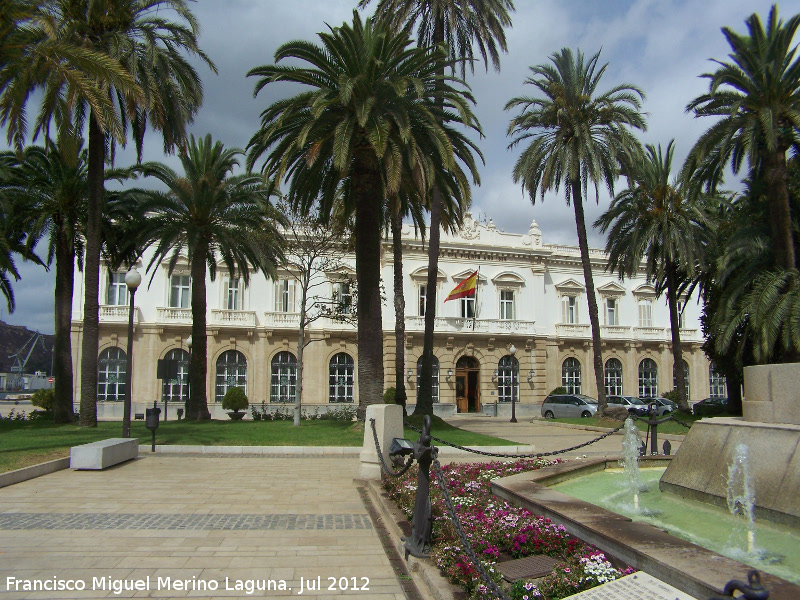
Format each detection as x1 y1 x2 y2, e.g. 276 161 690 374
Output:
70 213 725 418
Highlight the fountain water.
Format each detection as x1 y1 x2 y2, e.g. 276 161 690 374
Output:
620 417 642 510
727 442 757 555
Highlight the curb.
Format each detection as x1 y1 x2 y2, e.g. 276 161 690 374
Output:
530 420 687 442
145 444 535 457
0 457 70 489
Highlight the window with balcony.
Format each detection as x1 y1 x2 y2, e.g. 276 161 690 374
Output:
709 362 727 398
329 353 354 403
562 357 581 394
335 281 352 315
226 277 241 310
161 348 189 406
498 355 519 402
270 351 297 403
461 295 475 319
499 290 515 320
275 279 296 313
98 347 127 402
562 296 578 324
638 358 658 397
418 285 427 316
170 274 191 308
604 358 623 396
605 298 617 326
215 350 247 401
638 299 653 327
417 355 439 403
106 272 128 306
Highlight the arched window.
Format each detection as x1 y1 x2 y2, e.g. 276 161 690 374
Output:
270 352 297 403
709 363 727 398
673 360 690 399
497 355 519 403
639 359 658 398
162 348 189 406
604 358 623 396
215 350 247 402
562 358 581 394
417 356 440 403
329 353 354 403
98 348 127 402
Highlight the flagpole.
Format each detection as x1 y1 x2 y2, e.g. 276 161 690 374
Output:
473 268 479 331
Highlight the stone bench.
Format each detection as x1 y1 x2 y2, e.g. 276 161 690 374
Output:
70 438 139 470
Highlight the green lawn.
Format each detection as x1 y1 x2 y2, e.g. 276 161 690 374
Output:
0 414 515 474
540 413 702 436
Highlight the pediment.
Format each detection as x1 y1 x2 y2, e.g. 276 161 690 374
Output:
597 281 626 297
633 284 657 297
452 269 487 283
410 267 447 281
491 271 525 286
325 265 356 281
554 278 585 293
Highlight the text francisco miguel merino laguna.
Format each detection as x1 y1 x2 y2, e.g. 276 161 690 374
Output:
6 575 371 595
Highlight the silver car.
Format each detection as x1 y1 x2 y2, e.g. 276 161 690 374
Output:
541 394 598 419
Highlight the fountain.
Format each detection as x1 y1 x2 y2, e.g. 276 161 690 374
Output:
620 418 642 510
727 442 756 555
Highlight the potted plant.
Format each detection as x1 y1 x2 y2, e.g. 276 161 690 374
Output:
222 387 248 420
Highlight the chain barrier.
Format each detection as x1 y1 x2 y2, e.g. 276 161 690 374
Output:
404 420 627 459
369 418 415 477
668 415 693 428
432 458 512 600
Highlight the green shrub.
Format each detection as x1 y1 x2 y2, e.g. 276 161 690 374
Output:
31 388 55 411
221 387 248 412
661 389 681 403
383 387 396 404
549 386 567 395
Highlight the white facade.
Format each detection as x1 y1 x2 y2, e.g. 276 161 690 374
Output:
71 213 717 418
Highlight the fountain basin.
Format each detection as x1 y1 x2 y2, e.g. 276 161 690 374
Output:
492 457 800 600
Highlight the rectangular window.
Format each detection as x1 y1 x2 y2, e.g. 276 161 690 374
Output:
275 279 296 313
499 290 515 320
638 299 653 327
106 272 127 306
562 296 578 324
335 281 352 314
227 277 240 310
169 275 191 308
461 295 475 319
418 285 427 316
606 298 617 326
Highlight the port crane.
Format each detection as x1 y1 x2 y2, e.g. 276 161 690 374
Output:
8 332 47 390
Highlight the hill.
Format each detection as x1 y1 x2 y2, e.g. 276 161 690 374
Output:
0 321 54 375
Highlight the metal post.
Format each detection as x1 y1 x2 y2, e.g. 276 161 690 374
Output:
649 403 659 455
510 344 517 423
123 287 136 438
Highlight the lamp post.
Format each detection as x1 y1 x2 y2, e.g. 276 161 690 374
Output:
122 267 141 438
509 344 518 423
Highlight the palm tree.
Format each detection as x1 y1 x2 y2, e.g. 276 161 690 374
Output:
2 0 215 427
360 0 514 416
506 48 646 415
246 11 481 420
137 135 285 421
686 5 800 271
595 142 713 411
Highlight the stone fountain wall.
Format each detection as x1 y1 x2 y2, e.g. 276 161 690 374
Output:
661 363 800 527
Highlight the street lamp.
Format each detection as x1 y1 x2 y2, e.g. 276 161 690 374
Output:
122 267 141 438
509 344 518 423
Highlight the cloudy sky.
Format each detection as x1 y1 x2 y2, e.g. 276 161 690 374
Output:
6 0 798 333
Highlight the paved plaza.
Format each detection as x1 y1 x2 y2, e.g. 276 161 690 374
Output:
0 418 683 600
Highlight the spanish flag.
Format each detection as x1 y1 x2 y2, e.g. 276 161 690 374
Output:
445 270 478 302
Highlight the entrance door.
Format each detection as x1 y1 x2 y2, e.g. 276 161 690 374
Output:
455 356 480 413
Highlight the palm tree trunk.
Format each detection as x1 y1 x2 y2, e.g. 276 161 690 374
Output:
353 145 384 421
666 262 688 411
187 241 210 420
52 217 74 423
391 207 407 414
79 112 104 427
764 149 795 270
571 183 606 414
295 277 308 427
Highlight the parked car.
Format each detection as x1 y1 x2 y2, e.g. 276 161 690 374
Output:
692 396 728 416
541 394 598 419
606 395 650 417
654 398 676 416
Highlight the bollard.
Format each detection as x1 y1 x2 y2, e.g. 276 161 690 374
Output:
404 414 434 559
145 401 161 453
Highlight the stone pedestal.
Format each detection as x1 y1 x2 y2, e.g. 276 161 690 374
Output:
359 404 404 479
743 363 800 425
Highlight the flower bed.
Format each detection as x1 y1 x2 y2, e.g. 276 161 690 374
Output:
382 459 633 599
